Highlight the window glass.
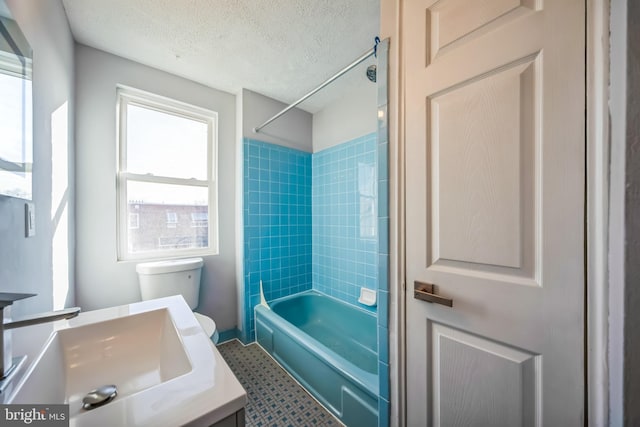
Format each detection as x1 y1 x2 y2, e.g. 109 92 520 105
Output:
126 104 208 180
126 181 208 254
0 66 32 199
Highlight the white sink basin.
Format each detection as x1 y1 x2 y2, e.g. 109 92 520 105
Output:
7 296 246 427
12 308 191 409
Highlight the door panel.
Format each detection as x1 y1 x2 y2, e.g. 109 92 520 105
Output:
430 55 539 272
404 0 585 425
432 322 539 427
427 0 540 63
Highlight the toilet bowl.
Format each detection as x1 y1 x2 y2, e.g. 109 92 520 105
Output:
136 257 218 343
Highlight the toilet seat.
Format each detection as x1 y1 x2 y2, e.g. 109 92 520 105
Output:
194 312 218 343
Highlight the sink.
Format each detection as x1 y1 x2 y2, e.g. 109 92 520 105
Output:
6 296 246 426
11 308 191 410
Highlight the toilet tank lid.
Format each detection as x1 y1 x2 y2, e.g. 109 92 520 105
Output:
136 257 204 275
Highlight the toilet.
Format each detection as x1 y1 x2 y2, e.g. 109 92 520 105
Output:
136 257 219 343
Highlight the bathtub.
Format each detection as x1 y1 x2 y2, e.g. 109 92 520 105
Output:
255 290 378 427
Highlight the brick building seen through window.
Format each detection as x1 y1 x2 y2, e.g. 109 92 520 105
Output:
127 202 208 252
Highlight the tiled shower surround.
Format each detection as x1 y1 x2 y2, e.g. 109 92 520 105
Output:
242 133 379 339
242 139 313 342
312 133 378 310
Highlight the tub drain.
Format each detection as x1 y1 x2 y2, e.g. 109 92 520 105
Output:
82 384 117 410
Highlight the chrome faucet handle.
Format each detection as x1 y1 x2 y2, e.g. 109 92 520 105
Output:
4 307 81 330
0 293 80 391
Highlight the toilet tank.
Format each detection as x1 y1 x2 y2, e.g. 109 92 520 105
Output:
136 258 204 310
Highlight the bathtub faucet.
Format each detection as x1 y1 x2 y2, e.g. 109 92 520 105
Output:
0 292 80 392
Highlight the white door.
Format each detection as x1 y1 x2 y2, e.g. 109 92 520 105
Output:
404 0 585 426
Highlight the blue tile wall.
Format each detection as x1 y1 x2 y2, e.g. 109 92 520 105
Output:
378 397 390 427
312 133 378 311
242 138 312 342
378 360 390 400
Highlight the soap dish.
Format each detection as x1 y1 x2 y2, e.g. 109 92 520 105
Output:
358 288 377 307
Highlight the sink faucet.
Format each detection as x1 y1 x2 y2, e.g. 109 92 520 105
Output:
0 292 80 390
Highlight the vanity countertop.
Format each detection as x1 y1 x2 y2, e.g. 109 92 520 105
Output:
2 296 247 427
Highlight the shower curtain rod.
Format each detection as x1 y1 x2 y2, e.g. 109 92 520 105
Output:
253 45 376 133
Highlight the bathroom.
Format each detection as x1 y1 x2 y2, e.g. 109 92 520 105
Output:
0 0 635 426
1 0 390 425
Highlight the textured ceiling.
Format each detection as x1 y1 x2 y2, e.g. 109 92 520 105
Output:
61 0 380 113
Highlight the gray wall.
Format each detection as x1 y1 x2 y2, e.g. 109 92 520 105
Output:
74 45 238 331
0 0 75 317
609 0 640 424
241 89 312 151
312 79 377 152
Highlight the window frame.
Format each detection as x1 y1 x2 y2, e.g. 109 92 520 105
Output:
116 86 219 261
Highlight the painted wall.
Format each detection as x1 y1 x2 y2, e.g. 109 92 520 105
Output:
312 78 377 152
74 45 238 331
312 133 378 310
242 139 312 342
0 0 75 317
242 89 312 152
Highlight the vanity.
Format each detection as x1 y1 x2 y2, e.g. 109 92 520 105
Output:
1 296 247 427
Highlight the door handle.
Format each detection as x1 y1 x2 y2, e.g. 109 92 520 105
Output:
414 281 453 307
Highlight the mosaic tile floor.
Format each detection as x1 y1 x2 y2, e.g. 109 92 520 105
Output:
218 340 342 427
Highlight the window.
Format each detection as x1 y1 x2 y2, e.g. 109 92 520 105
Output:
128 213 139 229
191 212 208 227
0 18 33 200
117 87 218 260
166 212 178 228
